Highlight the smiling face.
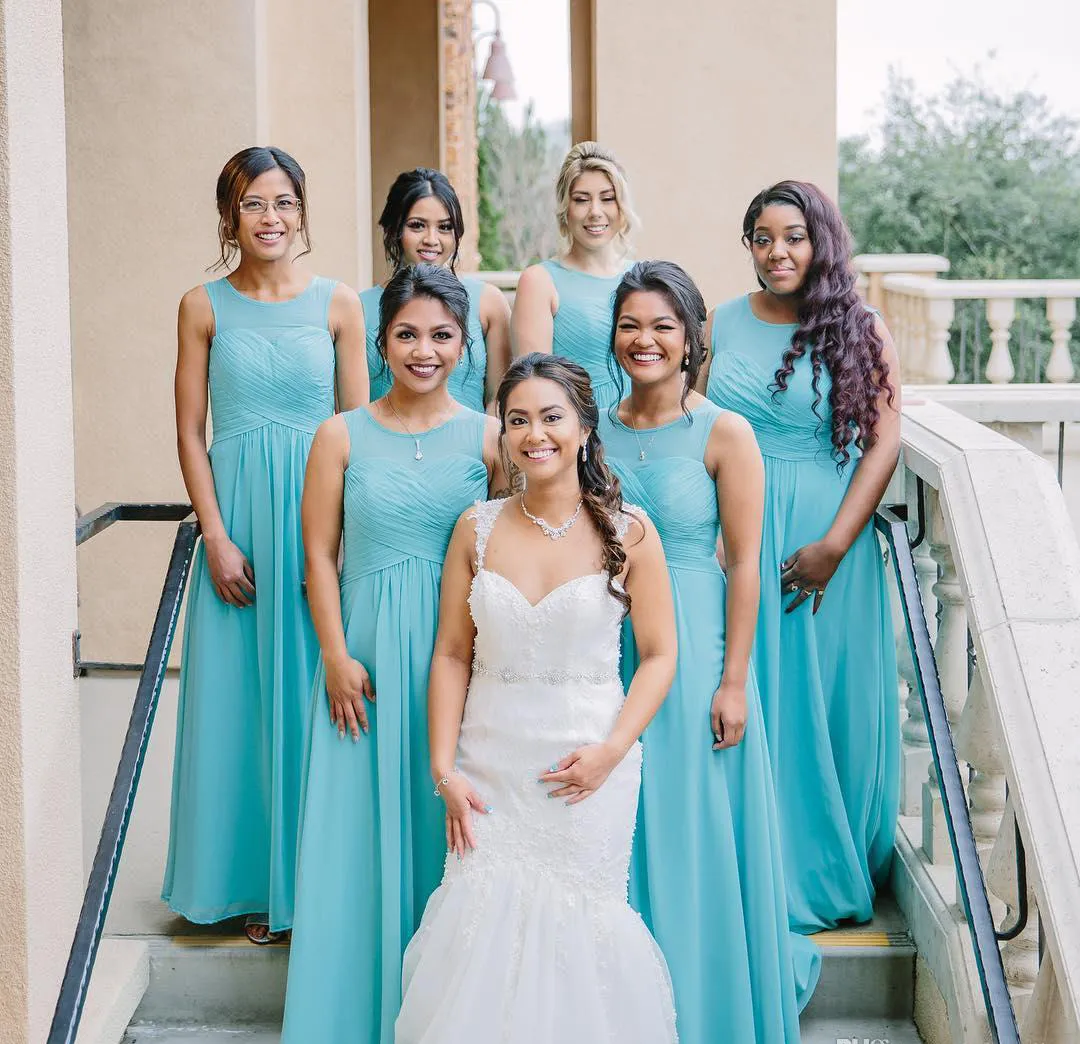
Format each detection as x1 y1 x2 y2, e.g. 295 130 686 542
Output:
748 203 814 296
503 376 589 482
399 195 457 268
382 294 462 395
613 289 688 392
566 170 621 252
233 167 303 262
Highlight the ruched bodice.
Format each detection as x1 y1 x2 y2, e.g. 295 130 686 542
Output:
705 294 838 463
206 276 336 441
360 278 487 411
339 407 490 584
600 402 724 573
542 259 630 410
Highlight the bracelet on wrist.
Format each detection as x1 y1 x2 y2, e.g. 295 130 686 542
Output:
433 776 450 797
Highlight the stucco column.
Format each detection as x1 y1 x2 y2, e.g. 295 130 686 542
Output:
592 0 838 307
441 0 480 272
0 0 84 1039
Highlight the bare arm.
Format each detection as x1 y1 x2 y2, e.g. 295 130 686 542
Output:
429 513 489 854
542 513 676 803
708 412 765 748
694 308 716 394
782 319 902 612
329 283 369 411
302 415 375 739
482 416 511 498
480 281 512 407
175 287 256 607
510 263 557 358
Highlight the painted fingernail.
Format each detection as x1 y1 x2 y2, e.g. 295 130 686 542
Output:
549 763 558 772
485 805 494 813
352 734 358 744
338 730 345 740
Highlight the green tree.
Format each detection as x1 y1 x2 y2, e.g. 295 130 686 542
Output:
840 71 1080 279
477 89 510 270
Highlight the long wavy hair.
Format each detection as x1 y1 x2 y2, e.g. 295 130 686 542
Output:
375 264 472 384
609 260 707 416
213 146 310 271
496 353 631 615
743 180 892 468
378 168 465 274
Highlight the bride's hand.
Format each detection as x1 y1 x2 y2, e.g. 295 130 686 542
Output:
540 743 622 805
439 774 491 857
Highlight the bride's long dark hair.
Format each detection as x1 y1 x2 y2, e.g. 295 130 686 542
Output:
496 353 631 615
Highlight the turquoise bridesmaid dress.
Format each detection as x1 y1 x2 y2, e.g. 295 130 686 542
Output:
705 293 900 932
162 275 337 932
602 401 820 1044
281 406 489 1044
360 277 487 411
541 258 630 410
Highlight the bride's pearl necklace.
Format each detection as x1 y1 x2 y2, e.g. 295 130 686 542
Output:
520 495 583 541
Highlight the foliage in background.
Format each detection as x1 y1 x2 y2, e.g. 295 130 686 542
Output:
477 87 568 270
840 70 1080 380
840 70 1080 280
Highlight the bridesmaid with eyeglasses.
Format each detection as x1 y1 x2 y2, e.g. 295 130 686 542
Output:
163 145 367 944
361 168 511 412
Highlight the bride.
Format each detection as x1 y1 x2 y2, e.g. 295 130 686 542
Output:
396 353 679 1042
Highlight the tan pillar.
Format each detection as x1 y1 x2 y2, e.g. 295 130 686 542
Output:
64 0 372 666
441 0 479 272
592 0 838 307
0 0 84 1038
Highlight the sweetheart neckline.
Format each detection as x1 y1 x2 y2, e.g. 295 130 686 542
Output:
474 567 615 610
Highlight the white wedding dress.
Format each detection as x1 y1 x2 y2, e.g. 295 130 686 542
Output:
396 498 677 1043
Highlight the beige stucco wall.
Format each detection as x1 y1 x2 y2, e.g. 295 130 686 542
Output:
593 0 838 308
65 0 373 666
0 0 84 1037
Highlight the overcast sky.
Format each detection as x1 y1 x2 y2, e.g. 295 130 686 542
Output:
479 0 1080 136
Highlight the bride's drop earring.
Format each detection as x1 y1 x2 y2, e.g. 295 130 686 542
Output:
581 443 588 463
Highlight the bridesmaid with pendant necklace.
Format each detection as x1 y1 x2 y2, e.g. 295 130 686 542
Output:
701 181 902 933
361 168 511 412
282 264 507 1044
602 260 819 1043
164 146 367 945
512 141 636 410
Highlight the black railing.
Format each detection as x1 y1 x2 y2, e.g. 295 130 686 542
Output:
876 505 1020 1044
49 504 197 1044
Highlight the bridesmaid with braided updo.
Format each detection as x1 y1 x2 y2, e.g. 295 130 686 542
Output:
702 181 902 934
163 146 366 945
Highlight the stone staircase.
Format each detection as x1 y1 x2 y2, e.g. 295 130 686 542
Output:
114 895 924 1043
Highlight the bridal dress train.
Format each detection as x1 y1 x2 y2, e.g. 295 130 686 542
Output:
395 497 678 1044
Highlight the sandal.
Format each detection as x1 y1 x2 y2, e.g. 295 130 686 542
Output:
244 914 285 945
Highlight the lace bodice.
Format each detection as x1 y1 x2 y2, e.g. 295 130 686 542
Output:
466 498 636 683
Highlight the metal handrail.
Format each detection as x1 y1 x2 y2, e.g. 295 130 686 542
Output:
875 506 1019 1044
49 504 198 1044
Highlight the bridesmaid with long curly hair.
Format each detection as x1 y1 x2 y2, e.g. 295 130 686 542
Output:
701 181 901 934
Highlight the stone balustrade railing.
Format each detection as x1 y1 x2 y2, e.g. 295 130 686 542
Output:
879 274 1080 386
890 394 1080 1043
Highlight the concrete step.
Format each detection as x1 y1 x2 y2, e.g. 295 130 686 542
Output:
803 895 916 1021
120 895 918 1040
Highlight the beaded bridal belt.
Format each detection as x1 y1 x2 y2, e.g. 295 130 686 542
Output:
470 658 620 686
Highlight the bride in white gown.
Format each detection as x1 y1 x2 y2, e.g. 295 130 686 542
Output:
396 353 679 1043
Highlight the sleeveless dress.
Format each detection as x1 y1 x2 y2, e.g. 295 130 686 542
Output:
602 402 820 1043
705 294 900 932
162 275 337 932
360 277 488 411
396 498 677 1044
541 258 630 410
281 406 489 1044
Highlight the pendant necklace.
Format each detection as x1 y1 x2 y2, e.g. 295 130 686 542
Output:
629 408 661 461
520 494 583 541
384 396 442 462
